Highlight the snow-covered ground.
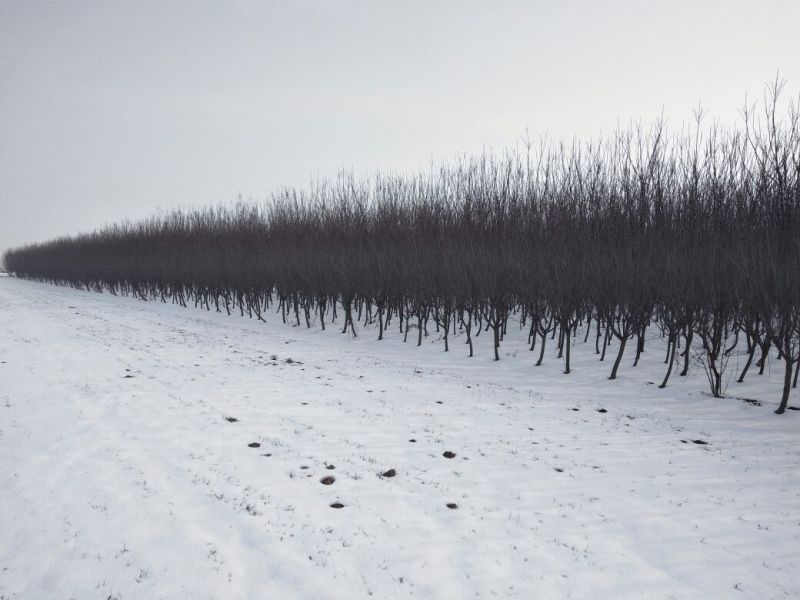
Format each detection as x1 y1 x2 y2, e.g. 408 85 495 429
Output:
1 277 798 600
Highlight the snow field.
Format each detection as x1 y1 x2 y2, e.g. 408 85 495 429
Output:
0 277 799 599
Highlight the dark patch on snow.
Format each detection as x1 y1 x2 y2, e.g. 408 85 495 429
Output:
436 401 443 404
680 440 688 444
224 416 238 423
330 502 344 509
326 464 335 470
248 442 261 448
381 469 396 478
320 476 335 485
300 465 309 470
409 439 417 443
554 467 564 472
787 406 800 411
597 408 607 413
123 374 134 379
261 453 272 457
739 397 762 406
692 439 708 445
571 408 580 411
442 451 456 459
446 503 458 509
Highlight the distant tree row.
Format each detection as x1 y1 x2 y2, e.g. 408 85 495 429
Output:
5 83 799 412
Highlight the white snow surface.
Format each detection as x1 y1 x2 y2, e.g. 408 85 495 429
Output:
1 277 799 600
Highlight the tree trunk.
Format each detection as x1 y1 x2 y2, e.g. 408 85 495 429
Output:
757 341 770 375
775 352 794 414
737 336 759 382
535 330 546 366
633 330 645 366
599 326 610 361
680 329 693 376
609 335 628 380
659 334 677 388
595 319 602 354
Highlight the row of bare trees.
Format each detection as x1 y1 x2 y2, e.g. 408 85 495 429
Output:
4 85 799 412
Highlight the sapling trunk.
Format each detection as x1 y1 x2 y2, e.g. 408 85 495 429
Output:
609 335 628 380
659 333 678 388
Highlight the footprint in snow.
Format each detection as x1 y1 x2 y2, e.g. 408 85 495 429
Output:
320 476 335 485
248 442 261 448
446 503 458 509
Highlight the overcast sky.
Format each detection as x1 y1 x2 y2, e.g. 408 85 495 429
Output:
1 1 798 251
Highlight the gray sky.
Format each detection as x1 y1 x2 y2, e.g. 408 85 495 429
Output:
1 1 798 252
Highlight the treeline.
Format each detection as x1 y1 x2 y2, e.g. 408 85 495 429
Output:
4 85 800 413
